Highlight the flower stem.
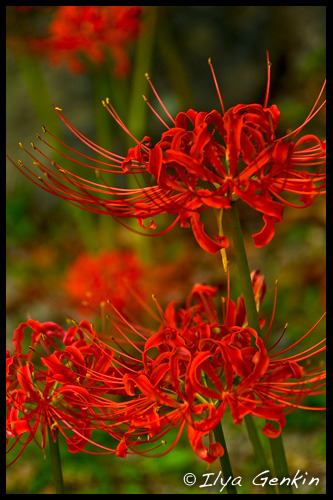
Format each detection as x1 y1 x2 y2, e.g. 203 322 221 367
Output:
213 422 238 494
47 427 65 494
224 200 292 494
268 432 293 494
244 415 277 494
224 202 261 333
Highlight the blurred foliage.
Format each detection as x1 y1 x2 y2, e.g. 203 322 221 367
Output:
6 5 325 494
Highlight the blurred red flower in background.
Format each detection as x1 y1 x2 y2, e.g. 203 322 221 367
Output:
64 249 147 315
7 6 144 77
34 6 143 76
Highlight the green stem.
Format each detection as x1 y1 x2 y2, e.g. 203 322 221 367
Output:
269 433 293 494
213 422 238 494
47 426 65 494
224 202 261 333
244 415 277 494
224 200 292 494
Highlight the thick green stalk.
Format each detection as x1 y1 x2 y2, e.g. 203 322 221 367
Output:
47 427 65 494
268 432 293 494
224 202 261 333
224 200 292 494
244 415 277 494
213 422 238 494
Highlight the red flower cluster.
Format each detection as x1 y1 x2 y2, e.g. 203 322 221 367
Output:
7 274 325 465
6 319 122 465
11 54 326 253
64 249 146 315
107 277 325 463
30 6 144 76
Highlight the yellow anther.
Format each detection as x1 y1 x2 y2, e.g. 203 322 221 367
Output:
42 125 47 133
66 318 77 325
54 106 62 112
145 72 150 80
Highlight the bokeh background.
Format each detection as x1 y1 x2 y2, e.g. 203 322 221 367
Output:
6 6 325 494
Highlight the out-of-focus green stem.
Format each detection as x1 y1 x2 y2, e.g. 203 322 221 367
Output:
122 6 159 262
13 50 99 251
12 51 63 138
91 66 121 250
156 11 195 110
127 6 159 141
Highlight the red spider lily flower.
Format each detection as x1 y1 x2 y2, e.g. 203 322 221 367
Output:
8 275 325 466
63 249 147 316
6 318 129 466
25 6 143 77
9 53 325 252
84 275 325 464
